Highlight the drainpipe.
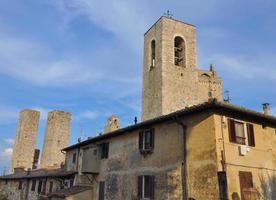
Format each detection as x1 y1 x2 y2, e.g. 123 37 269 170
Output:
174 116 187 200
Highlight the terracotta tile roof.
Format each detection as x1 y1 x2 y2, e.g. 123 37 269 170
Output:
63 99 276 151
0 168 75 180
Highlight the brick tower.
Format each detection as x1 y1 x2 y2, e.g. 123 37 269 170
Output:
40 110 71 168
10 109 40 173
141 16 222 121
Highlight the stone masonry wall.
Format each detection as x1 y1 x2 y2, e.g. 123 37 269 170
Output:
40 111 71 168
142 17 222 121
10 109 40 173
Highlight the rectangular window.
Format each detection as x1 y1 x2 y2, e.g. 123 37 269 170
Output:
247 123 255 147
100 143 109 159
72 153 77 163
31 180 36 191
139 128 155 153
37 180 43 193
228 119 245 145
218 172 228 200
138 175 154 199
18 181 23 190
99 181 105 200
49 181 53 193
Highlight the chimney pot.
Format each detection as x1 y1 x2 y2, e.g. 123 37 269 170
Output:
263 103 271 115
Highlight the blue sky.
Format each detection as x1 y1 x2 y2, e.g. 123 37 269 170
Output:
0 0 276 174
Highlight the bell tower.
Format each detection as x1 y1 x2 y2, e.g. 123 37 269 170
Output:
141 16 222 121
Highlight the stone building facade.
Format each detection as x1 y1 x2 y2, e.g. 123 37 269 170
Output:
142 16 222 121
62 100 276 200
10 109 40 173
40 111 72 169
0 169 75 200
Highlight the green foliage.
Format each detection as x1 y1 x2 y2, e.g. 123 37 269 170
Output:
0 193 8 200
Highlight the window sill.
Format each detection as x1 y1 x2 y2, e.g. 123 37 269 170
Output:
140 149 153 155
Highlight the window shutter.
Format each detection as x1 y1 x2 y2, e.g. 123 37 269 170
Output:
138 176 143 198
150 128 155 150
149 176 155 199
99 181 105 200
139 131 144 151
247 124 255 147
105 143 109 158
228 119 236 143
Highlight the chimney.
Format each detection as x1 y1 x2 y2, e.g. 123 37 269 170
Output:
263 103 271 115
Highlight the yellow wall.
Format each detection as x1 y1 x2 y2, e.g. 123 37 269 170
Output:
214 114 276 199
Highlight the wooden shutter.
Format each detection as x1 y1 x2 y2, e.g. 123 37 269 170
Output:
149 176 155 199
99 181 105 200
31 180 36 191
247 124 255 147
150 128 155 150
105 143 109 158
139 131 144 151
138 176 143 198
228 119 236 143
239 171 253 200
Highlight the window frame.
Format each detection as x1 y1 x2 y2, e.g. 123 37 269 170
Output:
72 152 77 164
31 180 36 191
139 128 155 153
98 181 105 200
138 175 154 200
37 180 43 193
18 181 23 190
100 143 109 159
228 119 246 145
150 40 156 68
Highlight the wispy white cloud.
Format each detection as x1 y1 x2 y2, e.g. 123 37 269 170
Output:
207 54 276 83
4 138 15 146
75 110 99 120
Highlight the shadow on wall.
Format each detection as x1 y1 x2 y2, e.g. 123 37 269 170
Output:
258 174 276 200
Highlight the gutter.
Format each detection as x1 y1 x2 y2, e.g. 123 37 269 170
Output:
174 116 187 200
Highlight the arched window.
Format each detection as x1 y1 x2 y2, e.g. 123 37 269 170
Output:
174 36 186 67
151 40 156 67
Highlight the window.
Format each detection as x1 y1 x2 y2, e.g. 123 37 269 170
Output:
49 181 53 193
31 180 36 191
151 40 156 67
138 175 154 199
37 180 43 193
246 123 255 147
228 119 246 145
174 36 186 67
139 128 155 153
99 181 105 200
18 181 23 190
72 153 77 164
100 143 109 159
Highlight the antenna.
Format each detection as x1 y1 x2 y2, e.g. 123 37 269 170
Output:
164 10 173 19
3 166 6 176
223 90 231 102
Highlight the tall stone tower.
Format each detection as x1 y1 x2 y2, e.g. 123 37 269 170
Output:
10 109 40 173
141 16 222 121
40 110 71 169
